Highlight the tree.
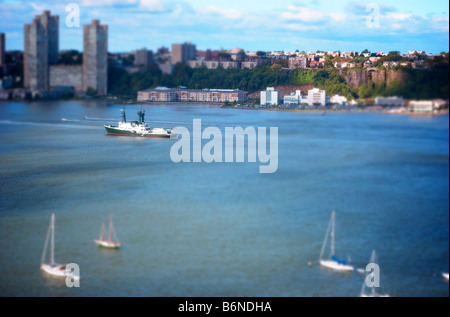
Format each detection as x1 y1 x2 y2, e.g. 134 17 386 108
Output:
270 64 282 72
256 51 266 57
358 84 371 98
86 87 98 97
361 49 369 54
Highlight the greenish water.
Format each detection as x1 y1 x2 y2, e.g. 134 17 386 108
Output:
0 100 448 296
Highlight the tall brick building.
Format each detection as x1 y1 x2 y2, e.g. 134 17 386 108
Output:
83 20 108 95
24 10 59 90
0 33 5 75
172 42 196 65
23 12 108 95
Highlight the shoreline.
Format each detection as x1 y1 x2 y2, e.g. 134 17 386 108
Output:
1 98 448 117
221 106 450 116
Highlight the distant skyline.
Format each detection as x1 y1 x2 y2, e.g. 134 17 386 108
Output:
0 0 449 54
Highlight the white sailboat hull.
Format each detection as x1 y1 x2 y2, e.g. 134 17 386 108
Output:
360 293 390 297
320 259 354 272
443 273 449 281
41 263 80 280
94 239 121 249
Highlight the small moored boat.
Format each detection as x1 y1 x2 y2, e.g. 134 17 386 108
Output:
41 213 80 280
443 273 449 281
94 214 122 249
319 211 354 272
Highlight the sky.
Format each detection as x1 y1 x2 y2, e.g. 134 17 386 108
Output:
0 0 449 53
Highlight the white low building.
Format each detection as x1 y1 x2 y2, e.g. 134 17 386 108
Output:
408 100 446 113
283 90 302 105
305 88 327 106
330 94 348 106
375 96 404 107
261 87 279 106
283 88 328 106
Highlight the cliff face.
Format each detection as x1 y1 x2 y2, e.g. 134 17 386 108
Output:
370 69 385 86
339 68 408 90
340 69 369 90
386 69 407 88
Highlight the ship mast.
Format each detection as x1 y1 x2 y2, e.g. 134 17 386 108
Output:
138 109 145 124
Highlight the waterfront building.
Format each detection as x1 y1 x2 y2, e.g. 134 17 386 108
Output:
261 87 279 106
283 90 302 105
375 96 403 107
282 88 328 106
330 94 348 106
305 88 327 106
408 100 446 113
137 87 248 103
83 20 108 95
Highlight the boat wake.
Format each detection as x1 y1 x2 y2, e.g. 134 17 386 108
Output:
84 116 116 121
0 119 102 130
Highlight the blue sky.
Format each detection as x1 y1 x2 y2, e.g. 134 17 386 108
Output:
0 0 448 53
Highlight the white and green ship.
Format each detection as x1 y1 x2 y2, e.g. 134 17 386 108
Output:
104 109 176 138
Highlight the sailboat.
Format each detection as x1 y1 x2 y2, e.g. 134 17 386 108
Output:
360 250 390 297
443 273 449 281
40 213 80 279
319 211 354 272
94 214 122 249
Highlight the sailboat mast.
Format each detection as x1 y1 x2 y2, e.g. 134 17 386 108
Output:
50 213 55 265
108 214 112 242
330 211 335 257
320 211 333 261
41 215 52 264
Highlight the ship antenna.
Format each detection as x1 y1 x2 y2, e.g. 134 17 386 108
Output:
121 107 126 123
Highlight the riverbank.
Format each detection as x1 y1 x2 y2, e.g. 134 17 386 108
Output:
222 105 450 116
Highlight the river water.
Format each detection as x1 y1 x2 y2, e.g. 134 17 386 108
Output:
0 100 448 296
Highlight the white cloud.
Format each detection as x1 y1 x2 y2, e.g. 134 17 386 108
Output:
386 13 413 20
330 12 346 22
281 5 325 22
81 0 138 6
139 0 165 12
196 6 243 20
285 24 322 31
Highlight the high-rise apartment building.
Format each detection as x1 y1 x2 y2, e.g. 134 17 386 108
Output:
24 10 59 90
83 20 108 95
171 42 196 65
134 48 154 68
0 33 5 75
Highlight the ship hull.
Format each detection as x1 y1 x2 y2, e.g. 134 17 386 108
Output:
94 239 121 249
104 125 173 138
